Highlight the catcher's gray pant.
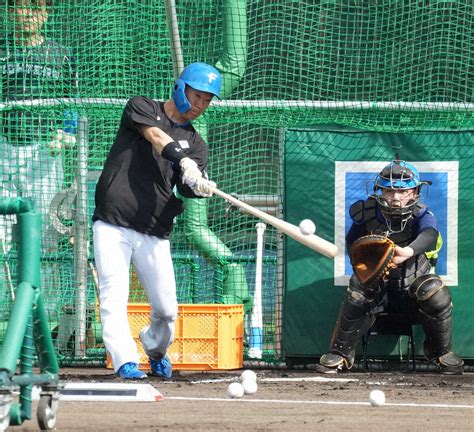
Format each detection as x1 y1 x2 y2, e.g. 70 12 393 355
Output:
93 220 178 372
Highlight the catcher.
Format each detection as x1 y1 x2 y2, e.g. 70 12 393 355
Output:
319 160 464 374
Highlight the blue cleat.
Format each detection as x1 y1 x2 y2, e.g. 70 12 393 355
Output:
149 355 172 379
117 362 147 380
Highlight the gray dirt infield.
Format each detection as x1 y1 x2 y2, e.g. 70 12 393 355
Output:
8 367 474 431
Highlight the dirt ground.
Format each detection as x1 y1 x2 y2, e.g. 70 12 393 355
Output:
7 365 474 431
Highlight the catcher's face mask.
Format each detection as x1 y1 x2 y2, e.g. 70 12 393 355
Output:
371 160 428 233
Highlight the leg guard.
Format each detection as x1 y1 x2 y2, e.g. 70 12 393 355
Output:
321 279 377 369
409 274 463 373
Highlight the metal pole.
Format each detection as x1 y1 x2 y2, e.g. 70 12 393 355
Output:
74 116 89 357
274 127 285 358
1 98 473 112
164 0 184 77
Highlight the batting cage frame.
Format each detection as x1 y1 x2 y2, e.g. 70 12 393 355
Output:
0 0 473 374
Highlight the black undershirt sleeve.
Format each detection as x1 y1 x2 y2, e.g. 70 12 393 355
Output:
408 228 438 255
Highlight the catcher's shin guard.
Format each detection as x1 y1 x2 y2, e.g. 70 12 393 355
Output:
409 274 463 372
325 286 376 368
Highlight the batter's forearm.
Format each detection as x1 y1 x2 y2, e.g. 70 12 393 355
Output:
141 125 175 156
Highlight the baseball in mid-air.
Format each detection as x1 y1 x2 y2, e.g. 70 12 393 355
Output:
240 370 257 383
227 382 245 398
299 219 316 235
369 389 386 407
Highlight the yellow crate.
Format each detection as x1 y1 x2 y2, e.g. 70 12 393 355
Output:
106 303 244 371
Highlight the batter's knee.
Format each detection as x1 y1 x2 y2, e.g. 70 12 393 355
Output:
409 274 452 316
151 305 178 324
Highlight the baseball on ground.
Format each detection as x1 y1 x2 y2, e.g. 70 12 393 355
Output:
242 379 258 395
227 382 245 398
299 219 316 235
240 370 257 383
369 389 386 407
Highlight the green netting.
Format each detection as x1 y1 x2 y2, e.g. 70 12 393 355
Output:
0 0 472 366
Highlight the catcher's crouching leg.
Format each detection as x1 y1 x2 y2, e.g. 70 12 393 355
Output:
409 274 464 374
320 280 377 372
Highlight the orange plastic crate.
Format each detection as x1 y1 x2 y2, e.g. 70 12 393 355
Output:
106 303 244 371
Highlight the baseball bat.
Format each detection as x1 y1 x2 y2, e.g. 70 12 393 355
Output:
88 262 99 296
248 222 266 359
213 188 339 258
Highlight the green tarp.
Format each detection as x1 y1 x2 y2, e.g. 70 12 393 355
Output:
283 129 474 359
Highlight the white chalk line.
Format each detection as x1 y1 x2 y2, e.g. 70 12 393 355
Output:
261 377 358 383
166 396 474 409
184 376 358 384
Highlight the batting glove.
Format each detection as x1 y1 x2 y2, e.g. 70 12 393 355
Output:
192 178 216 198
180 157 203 187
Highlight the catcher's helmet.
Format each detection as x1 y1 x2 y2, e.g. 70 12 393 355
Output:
172 63 222 114
375 160 421 190
373 160 428 232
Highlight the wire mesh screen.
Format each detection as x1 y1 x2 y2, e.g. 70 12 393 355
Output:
0 0 472 366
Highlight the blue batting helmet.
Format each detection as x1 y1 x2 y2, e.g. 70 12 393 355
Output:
172 63 222 114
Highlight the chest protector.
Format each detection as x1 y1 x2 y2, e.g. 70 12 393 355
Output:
349 198 432 291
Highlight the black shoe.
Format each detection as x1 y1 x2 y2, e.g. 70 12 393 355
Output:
315 362 339 374
319 351 355 373
432 352 464 375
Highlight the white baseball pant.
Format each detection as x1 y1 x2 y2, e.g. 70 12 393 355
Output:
92 220 178 372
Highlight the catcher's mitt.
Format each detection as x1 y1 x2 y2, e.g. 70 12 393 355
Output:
349 234 395 287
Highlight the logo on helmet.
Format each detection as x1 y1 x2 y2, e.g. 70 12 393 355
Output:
207 72 219 83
